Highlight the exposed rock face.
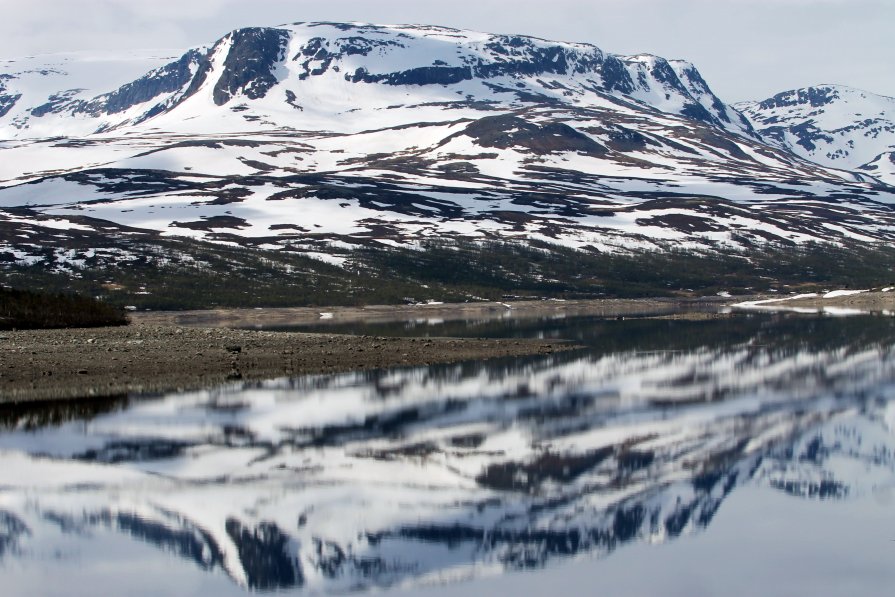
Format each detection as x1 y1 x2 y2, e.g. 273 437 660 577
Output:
30 89 84 117
757 86 842 110
99 50 209 115
600 55 635 94
0 76 20 118
0 93 20 118
349 64 474 86
212 28 290 106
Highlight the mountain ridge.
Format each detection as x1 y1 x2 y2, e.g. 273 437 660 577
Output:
738 83 895 184
0 22 753 138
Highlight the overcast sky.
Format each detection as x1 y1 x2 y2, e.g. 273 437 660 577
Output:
2 0 892 103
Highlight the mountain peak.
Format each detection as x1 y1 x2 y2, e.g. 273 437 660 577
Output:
738 84 895 178
0 22 750 139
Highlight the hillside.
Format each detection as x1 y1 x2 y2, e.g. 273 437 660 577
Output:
738 84 895 184
1 23 894 306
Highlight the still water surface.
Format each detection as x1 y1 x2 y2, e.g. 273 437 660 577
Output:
1 312 894 595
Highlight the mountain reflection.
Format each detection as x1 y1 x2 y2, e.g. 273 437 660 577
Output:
1 313 894 593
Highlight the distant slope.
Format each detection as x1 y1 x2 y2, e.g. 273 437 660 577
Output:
0 286 126 329
737 85 895 184
0 50 182 136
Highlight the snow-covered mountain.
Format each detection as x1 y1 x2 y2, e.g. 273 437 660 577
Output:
738 85 895 184
0 50 179 133
0 24 753 138
0 23 894 283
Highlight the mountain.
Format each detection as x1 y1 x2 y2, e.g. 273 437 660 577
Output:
0 24 754 138
738 85 895 184
1 23 894 305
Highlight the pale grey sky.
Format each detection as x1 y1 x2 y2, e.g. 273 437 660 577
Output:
2 0 892 103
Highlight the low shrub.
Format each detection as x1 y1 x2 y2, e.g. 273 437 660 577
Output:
0 287 128 329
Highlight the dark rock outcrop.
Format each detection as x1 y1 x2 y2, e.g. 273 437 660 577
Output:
461 114 608 155
758 86 841 110
0 93 20 118
213 28 290 105
102 50 208 114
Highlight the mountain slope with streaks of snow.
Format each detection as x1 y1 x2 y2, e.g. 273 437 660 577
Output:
738 85 895 184
0 23 893 286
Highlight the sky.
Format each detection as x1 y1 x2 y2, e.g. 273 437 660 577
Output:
1 0 892 103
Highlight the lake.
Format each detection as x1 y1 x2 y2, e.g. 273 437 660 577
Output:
1 311 894 596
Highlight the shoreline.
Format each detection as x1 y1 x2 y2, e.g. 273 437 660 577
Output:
129 297 728 328
5 292 893 405
731 290 895 312
1 296 719 405
0 323 576 404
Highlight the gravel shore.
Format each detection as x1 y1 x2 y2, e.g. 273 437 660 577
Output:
0 324 575 403
11 290 883 405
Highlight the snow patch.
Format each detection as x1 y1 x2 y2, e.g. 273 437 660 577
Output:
823 289 868 299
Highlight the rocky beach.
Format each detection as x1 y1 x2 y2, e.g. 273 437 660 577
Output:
0 324 575 403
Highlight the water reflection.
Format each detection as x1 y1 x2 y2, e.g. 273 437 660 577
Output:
1 313 894 594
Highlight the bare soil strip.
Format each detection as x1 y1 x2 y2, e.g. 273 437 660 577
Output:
0 324 576 403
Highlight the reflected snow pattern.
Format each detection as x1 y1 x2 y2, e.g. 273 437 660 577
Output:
1 313 895 593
